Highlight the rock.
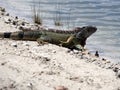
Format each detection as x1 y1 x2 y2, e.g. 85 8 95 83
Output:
6 13 9 16
22 42 30 46
21 22 25 26
66 49 71 53
15 16 18 19
73 49 79 54
19 26 24 30
8 18 11 22
12 21 17 25
113 67 119 73
0 7 5 12
4 17 11 24
117 87 120 90
116 70 120 78
69 76 79 81
1 62 7 66
27 83 33 90
1 12 4 15
18 26 31 31
102 58 106 61
54 86 68 90
11 43 17 47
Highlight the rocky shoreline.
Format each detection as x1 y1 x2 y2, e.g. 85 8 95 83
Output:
0 7 120 90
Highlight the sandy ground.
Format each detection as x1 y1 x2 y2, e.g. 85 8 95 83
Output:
0 7 120 90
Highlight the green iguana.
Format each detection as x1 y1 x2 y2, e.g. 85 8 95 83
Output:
0 26 97 50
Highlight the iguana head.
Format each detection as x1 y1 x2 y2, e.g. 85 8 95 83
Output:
76 26 97 47
76 26 97 38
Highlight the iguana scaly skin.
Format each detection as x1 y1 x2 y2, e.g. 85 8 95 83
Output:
0 26 97 50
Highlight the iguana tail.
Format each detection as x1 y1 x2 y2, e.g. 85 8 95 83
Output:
0 31 41 41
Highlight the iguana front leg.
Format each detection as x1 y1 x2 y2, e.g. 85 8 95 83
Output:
60 36 84 51
60 36 74 46
36 34 51 45
36 38 48 45
74 44 84 51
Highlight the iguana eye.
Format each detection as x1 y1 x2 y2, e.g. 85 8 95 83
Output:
82 27 86 29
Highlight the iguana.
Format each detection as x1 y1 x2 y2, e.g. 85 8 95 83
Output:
0 26 97 51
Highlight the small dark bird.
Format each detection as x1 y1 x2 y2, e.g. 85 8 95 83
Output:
95 51 99 57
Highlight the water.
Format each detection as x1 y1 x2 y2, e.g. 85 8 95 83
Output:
0 0 120 63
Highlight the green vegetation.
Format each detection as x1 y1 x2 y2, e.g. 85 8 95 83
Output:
32 1 42 25
54 1 63 26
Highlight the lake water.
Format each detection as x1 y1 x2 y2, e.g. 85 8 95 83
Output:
0 0 120 63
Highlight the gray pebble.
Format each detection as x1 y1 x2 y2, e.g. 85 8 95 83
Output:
116 70 120 78
11 43 17 47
